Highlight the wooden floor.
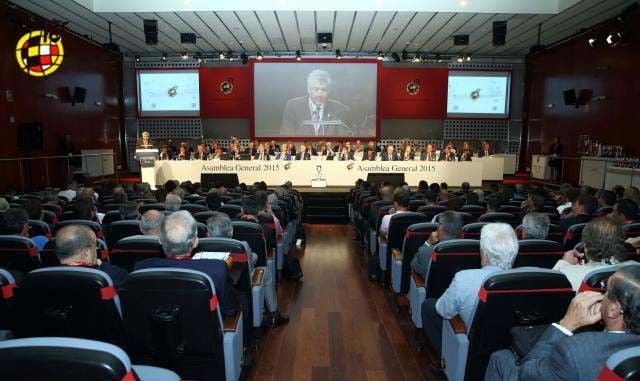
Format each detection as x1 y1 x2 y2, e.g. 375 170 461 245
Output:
248 224 441 381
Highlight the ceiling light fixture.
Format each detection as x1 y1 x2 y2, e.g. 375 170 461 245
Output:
256 51 263 60
377 51 384 60
335 49 342 59
161 52 167 62
134 55 140 62
295 50 302 61
181 52 188 59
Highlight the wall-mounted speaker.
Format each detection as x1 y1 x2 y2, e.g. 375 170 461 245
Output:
72 87 87 105
143 19 158 45
453 34 469 46
493 21 507 46
563 89 577 106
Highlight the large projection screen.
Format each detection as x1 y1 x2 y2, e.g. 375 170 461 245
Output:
137 70 200 117
446 71 511 118
253 62 377 138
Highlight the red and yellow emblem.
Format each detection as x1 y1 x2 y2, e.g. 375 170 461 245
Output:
16 30 64 77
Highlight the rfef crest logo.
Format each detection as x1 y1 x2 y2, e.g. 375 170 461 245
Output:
16 30 64 77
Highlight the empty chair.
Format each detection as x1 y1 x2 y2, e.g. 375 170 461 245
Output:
563 222 588 250
599 347 640 381
0 337 180 381
55 220 104 240
441 268 574 381
390 222 438 294
195 211 217 225
217 204 242 219
0 236 40 274
409 239 481 330
409 199 425 212
418 205 447 221
0 268 15 338
479 212 518 226
460 222 488 239
138 203 165 214
181 204 209 215
119 268 243 381
12 267 125 347
105 220 142 248
623 223 640 239
101 210 122 225
460 205 486 220
110 235 164 272
27 220 52 240
514 239 564 269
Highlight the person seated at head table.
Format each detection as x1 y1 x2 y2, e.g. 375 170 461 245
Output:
421 144 437 161
176 145 188 160
381 144 398 161
295 144 312 160
254 144 270 160
194 143 207 160
159 145 171 160
438 145 456 161
400 144 414 161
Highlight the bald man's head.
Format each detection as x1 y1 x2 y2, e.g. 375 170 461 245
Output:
55 224 97 264
140 209 165 236
159 211 198 257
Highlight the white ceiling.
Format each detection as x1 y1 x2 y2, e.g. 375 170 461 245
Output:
11 0 636 58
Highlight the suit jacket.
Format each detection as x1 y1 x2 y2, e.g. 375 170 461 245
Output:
559 213 592 232
421 151 437 161
276 152 293 161
518 326 640 381
381 152 399 161
400 151 414 161
295 152 312 160
254 152 270 160
159 152 172 160
478 149 495 158
194 151 207 160
280 96 350 137
339 152 354 161
365 152 377 161
134 257 238 317
439 152 456 161
244 148 257 156
458 151 472 161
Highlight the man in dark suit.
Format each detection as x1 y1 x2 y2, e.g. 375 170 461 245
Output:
478 141 495 157
365 150 377 161
485 265 640 381
280 69 350 137
381 145 398 161
134 211 238 317
295 144 312 160
421 144 437 161
194 143 207 160
438 146 456 161
559 194 597 231
254 144 270 160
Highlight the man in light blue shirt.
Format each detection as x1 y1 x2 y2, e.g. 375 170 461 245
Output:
421 223 519 356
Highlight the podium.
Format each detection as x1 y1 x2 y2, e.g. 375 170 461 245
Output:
531 155 552 180
136 149 158 188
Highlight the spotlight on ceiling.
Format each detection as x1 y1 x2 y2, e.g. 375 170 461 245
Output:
181 52 188 60
134 55 140 63
226 51 234 60
456 54 464 63
377 51 384 60
335 49 342 59
391 52 401 62
256 51 263 60
219 51 225 59
295 50 302 61
401 50 409 61
435 53 443 63
161 52 167 62
240 52 248 64
195 53 202 63
606 32 623 46
465 54 472 62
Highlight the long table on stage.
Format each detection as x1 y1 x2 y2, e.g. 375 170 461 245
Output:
152 159 491 187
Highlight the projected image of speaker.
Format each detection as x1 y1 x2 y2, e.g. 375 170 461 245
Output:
72 87 86 105
493 21 507 46
17 122 44 151
143 19 158 45
563 89 577 106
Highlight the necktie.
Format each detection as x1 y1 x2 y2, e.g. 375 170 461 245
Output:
312 107 321 136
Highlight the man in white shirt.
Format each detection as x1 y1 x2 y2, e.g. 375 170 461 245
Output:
58 180 78 201
553 217 636 290
421 223 519 355
379 191 411 237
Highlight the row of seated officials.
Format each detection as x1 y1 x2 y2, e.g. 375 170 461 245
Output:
349 180 640 381
0 182 303 381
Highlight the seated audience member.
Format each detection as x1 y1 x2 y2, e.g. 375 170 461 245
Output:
612 185 625 200
73 197 98 222
207 212 288 327
521 212 550 240
555 186 579 214
206 190 223 210
446 196 463 212
513 183 527 200
295 144 312 160
478 141 494 157
58 181 78 201
438 146 455 161
559 194 597 232
485 265 640 381
0 197 9 213
421 144 437 161
134 211 238 317
119 201 140 221
112 187 127 204
624 186 640 206
164 194 181 212
140 210 164 236
255 144 269 160
608 199 639 225
485 197 501 214
411 211 464 276
421 223 518 355
598 189 617 208
0 208 48 252
365 149 377 161
55 224 128 288
465 191 480 206
379 191 410 236
381 145 398 161
23 199 44 221
521 192 545 214
474 189 485 204
553 217 634 290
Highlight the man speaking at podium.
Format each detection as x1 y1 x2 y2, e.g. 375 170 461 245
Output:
280 69 350 137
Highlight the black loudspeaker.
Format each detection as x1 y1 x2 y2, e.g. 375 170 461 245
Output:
72 87 86 105
201 174 239 189
180 33 196 44
563 89 577 105
366 173 405 188
493 21 507 46
317 33 333 44
143 19 158 45
17 122 44 151
453 34 469 46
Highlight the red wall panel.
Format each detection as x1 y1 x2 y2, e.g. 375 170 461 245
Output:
199 66 251 118
379 67 448 119
0 2 124 192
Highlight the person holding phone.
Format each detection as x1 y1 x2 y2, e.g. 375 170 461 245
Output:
486 265 640 381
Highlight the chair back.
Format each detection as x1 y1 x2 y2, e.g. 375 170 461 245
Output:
42 203 62 216
42 210 58 227
460 205 486 220
28 220 52 240
194 211 217 225
564 223 588 250
409 199 425 212
514 239 564 269
139 204 165 214
460 222 488 240
599 347 640 381
217 205 242 219
578 265 628 292
399 223 438 293
387 212 430 250
105 220 142 249
180 204 209 215
417 205 446 221
55 220 104 240
232 221 267 267
195 237 249 265
623 223 640 239
0 268 16 330
110 236 165 273
0 236 40 274
12 267 125 347
101 211 122 226
426 239 481 299
479 212 518 226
